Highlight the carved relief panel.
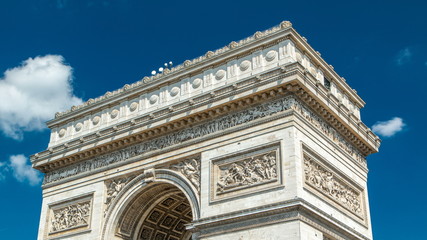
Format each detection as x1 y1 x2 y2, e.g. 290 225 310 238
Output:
303 149 365 221
104 175 135 217
170 156 201 192
211 144 281 202
46 194 93 238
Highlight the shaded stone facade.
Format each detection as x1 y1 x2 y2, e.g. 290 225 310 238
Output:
33 21 380 240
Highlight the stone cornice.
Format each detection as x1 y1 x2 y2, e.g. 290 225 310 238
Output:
32 63 379 176
46 21 364 128
287 28 365 108
291 67 380 154
188 198 369 240
48 21 295 126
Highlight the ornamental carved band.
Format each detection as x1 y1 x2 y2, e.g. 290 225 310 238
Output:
303 153 363 217
49 198 92 234
44 96 364 185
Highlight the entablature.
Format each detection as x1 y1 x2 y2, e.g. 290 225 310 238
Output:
32 21 381 180
45 21 366 148
32 63 379 185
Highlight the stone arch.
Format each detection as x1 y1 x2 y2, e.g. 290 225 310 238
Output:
102 169 200 240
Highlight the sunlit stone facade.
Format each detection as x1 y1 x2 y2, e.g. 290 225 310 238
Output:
32 21 380 240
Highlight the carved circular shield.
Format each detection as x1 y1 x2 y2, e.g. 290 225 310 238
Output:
215 70 226 80
92 116 101 125
192 78 202 89
265 50 277 62
149 95 159 104
239 60 251 72
75 123 83 132
129 102 138 112
110 109 119 119
58 129 66 138
170 87 180 97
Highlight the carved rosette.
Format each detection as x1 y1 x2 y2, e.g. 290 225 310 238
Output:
170 157 201 191
48 195 93 235
303 153 363 218
104 175 135 217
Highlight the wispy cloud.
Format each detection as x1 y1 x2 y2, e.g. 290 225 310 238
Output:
395 48 412 66
8 155 41 186
55 0 68 9
0 155 41 186
0 162 7 181
53 0 128 9
372 117 405 137
0 55 83 140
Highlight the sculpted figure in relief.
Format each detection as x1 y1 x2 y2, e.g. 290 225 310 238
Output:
50 201 91 233
217 151 277 193
104 176 133 216
44 96 364 184
171 158 201 191
304 155 362 215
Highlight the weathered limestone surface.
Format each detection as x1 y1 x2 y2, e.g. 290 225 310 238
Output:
33 21 379 240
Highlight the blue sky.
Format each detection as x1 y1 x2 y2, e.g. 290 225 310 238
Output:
0 0 426 239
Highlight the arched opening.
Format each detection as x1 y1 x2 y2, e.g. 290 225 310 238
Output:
103 171 199 240
136 190 193 240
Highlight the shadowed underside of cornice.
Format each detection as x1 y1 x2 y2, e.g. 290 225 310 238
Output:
48 21 364 126
32 21 381 179
33 69 379 180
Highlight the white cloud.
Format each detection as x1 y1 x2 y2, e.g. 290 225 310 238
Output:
0 162 6 181
8 154 41 186
395 48 412 66
372 117 405 137
0 55 83 140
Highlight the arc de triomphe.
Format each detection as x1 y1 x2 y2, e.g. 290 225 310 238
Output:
32 21 380 240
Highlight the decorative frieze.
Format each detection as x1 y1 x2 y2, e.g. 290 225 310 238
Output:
43 96 364 185
171 157 201 191
43 96 291 184
303 153 363 217
104 175 135 217
212 145 280 201
294 100 365 165
48 20 360 147
48 195 92 235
